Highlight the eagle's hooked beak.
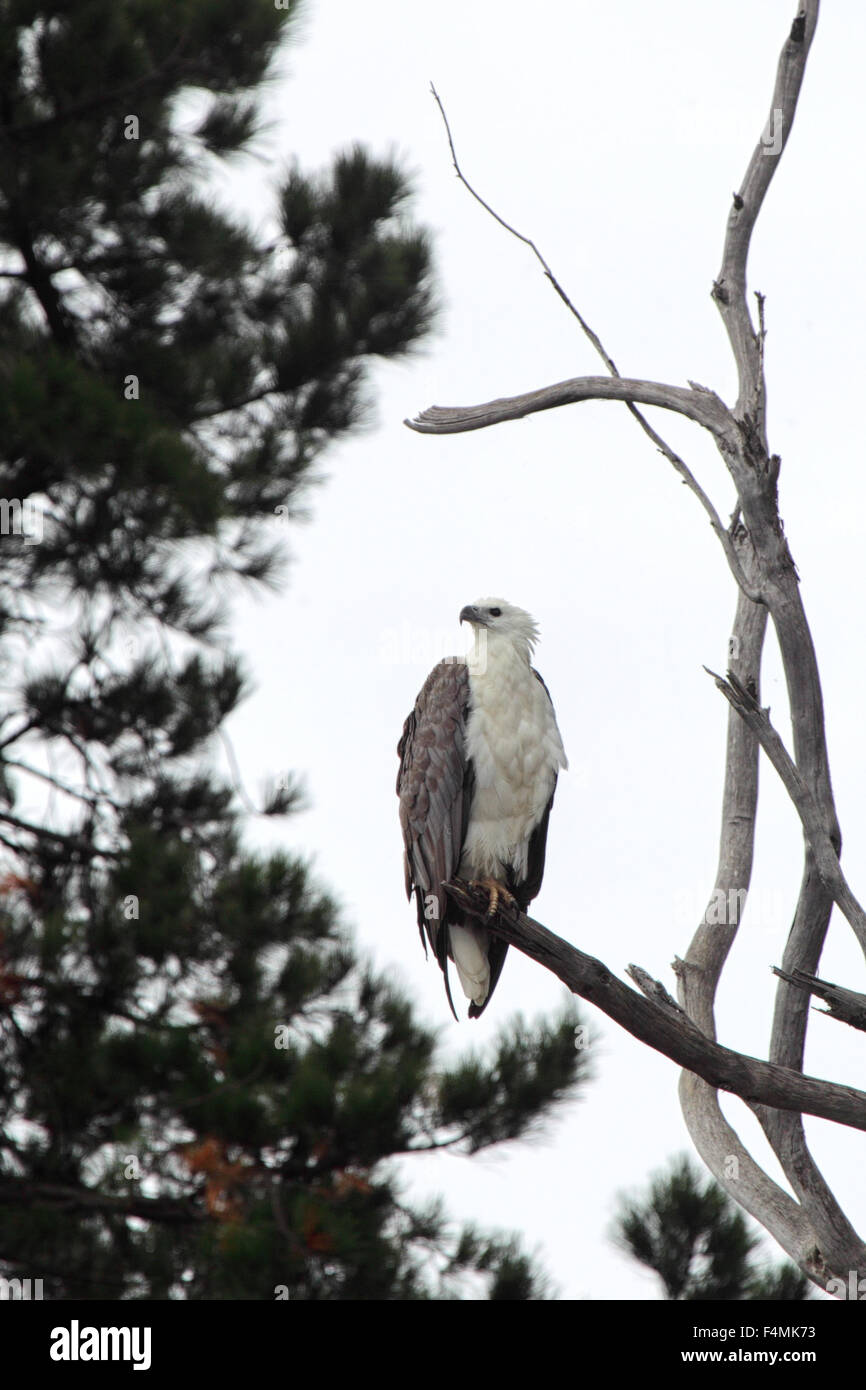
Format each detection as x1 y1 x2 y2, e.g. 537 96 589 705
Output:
459 605 486 627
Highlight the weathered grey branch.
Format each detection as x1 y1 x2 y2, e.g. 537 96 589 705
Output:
651 440 766 605
707 667 866 956
772 968 866 1032
626 965 689 1019
444 880 866 1142
672 571 822 1274
406 375 730 437
713 4 820 433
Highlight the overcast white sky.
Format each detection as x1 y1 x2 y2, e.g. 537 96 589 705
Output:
212 0 866 1299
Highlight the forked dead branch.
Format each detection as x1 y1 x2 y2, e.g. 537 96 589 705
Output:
409 1 866 1294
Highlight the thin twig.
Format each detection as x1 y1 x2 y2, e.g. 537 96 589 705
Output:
428 83 762 603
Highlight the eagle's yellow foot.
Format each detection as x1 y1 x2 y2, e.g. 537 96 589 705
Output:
469 878 517 919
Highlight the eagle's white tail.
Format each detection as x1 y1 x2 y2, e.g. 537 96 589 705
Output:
449 923 490 1006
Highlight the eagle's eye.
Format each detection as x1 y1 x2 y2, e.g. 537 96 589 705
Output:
489 607 502 617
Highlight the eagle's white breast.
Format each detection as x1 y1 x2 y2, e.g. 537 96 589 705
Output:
460 639 567 883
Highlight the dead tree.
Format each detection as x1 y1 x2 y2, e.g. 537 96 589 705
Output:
407 1 866 1297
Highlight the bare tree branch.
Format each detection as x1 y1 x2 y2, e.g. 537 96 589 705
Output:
713 3 820 433
772 968 866 1032
707 666 866 955
406 375 731 437
671 569 816 1267
444 881 866 1141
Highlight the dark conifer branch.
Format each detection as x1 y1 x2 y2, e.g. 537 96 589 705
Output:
0 2 572 1301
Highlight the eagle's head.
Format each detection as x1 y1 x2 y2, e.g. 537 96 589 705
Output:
459 598 540 656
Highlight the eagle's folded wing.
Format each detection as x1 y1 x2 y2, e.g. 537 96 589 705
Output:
397 659 471 1016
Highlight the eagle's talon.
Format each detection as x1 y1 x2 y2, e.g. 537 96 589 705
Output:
470 877 517 919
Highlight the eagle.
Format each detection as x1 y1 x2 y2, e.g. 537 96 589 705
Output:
396 599 567 1018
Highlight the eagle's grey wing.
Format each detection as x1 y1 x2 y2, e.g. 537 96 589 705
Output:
397 659 471 1017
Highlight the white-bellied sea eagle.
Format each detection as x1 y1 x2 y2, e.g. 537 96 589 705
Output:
397 599 567 1018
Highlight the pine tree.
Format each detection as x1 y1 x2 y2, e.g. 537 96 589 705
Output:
613 1156 811 1301
0 2 586 1299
